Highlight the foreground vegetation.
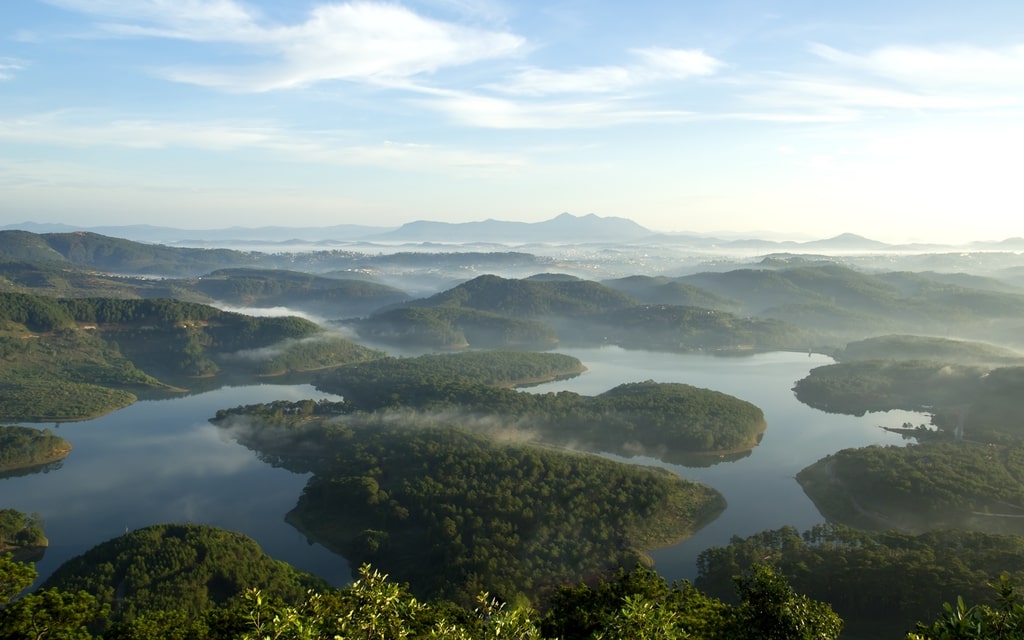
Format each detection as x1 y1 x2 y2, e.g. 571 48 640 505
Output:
1 531 847 640
5 528 1024 639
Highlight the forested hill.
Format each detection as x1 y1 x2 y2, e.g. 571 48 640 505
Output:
0 292 381 421
0 292 319 342
346 275 815 352
679 262 1024 342
411 273 641 316
0 230 555 281
0 230 265 276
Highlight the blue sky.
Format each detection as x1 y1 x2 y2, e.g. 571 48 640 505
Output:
2 0 1023 243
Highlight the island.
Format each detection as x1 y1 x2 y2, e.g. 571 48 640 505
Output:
0 425 72 473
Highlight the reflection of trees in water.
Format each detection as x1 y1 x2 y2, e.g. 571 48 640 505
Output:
0 459 64 480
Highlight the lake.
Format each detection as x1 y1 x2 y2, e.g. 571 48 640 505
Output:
3 347 923 589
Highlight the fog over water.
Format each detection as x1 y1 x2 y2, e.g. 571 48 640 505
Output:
4 348 926 589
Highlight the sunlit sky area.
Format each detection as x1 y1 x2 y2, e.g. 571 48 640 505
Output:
2 0 1023 243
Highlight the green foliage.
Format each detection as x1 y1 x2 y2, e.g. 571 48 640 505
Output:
0 552 37 604
909 576 1024 640
0 587 109 640
728 564 842 640
0 509 47 552
0 426 72 472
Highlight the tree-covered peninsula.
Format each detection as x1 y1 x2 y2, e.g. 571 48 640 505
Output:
213 409 725 605
0 425 72 472
797 442 1024 536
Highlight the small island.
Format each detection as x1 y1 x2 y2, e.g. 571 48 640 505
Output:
0 425 72 473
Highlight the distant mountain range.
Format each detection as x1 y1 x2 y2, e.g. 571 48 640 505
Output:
3 214 1021 251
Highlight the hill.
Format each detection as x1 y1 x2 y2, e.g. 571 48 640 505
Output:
681 263 1024 343
348 274 813 353
0 292 382 420
42 523 325 623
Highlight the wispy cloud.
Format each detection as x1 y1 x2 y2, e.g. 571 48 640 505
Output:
0 57 27 80
412 87 702 129
487 46 723 96
0 110 526 171
42 0 525 92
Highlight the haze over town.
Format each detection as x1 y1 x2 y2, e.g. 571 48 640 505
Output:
2 0 1023 244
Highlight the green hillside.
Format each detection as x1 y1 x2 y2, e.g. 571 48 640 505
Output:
0 292 379 420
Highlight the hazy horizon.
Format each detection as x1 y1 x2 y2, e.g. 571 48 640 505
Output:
2 1 1023 245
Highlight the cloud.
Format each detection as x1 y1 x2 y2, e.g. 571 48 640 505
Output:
43 0 525 92
0 110 528 173
766 42 1024 114
0 58 27 80
810 42 1024 90
488 46 723 96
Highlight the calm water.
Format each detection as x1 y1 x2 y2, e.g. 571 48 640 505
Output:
4 348 923 588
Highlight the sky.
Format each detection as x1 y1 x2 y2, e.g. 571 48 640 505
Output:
1 0 1023 243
